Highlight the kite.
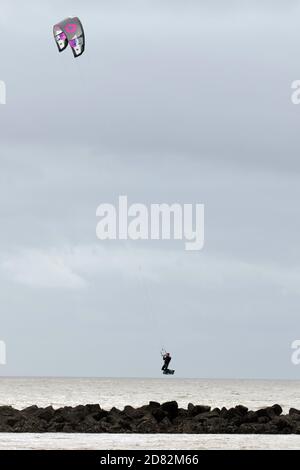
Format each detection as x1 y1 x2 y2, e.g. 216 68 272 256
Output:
53 17 85 58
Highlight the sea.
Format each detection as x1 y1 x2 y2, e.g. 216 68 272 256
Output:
0 377 300 450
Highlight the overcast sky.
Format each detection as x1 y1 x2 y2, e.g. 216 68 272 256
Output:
1 0 300 378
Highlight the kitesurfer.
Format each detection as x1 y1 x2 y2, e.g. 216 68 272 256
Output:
162 352 171 371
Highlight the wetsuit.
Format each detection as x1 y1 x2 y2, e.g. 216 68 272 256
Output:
162 354 171 371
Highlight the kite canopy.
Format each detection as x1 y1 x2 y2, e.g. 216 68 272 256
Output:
53 17 85 58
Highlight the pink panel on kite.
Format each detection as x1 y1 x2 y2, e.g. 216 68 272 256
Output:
65 23 77 34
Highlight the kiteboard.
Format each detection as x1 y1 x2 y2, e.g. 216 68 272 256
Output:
163 369 175 375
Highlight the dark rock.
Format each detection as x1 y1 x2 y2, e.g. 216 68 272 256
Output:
97 419 111 432
191 422 206 433
22 418 47 432
289 408 300 417
123 405 135 414
86 404 101 414
117 418 132 431
84 415 99 427
188 404 211 416
161 401 178 419
0 406 18 416
152 407 167 422
23 405 39 414
272 416 293 432
93 410 108 421
195 411 220 422
235 405 248 416
177 419 197 433
255 407 274 420
6 417 19 427
0 402 293 434
12 422 26 432
36 406 55 422
242 410 258 423
159 416 172 431
109 406 121 414
48 422 65 432
177 408 188 417
0 424 14 432
294 424 300 434
136 416 159 433
62 424 75 433
258 416 269 424
263 424 279 434
239 423 258 434
206 417 222 429
52 414 65 424
148 401 160 409
255 404 282 422
123 406 144 420
238 423 267 434
55 407 76 423
223 424 238 434
220 407 242 420
271 404 283 416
